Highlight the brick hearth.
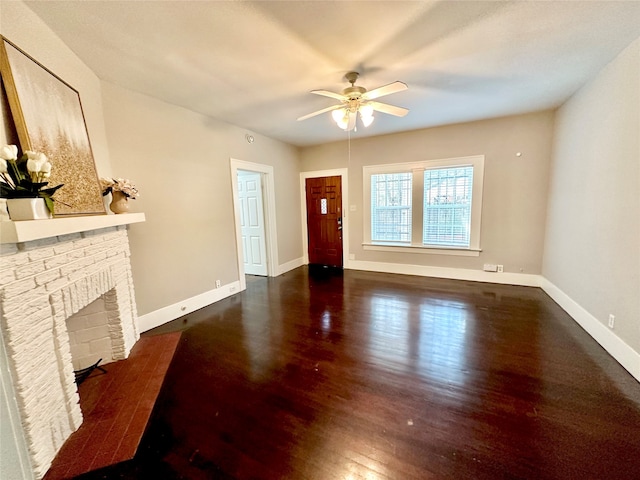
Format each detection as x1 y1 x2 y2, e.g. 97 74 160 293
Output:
43 331 181 479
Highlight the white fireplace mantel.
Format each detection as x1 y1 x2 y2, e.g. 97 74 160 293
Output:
0 212 145 244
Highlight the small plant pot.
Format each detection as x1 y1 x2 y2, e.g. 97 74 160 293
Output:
6 198 52 221
109 191 129 214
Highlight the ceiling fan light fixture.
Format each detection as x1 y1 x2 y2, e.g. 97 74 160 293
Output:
332 107 351 130
331 105 374 130
332 108 345 123
360 112 374 127
360 103 374 118
359 103 374 127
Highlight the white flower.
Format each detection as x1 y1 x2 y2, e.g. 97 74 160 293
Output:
0 146 59 198
26 153 48 174
25 151 48 171
0 145 18 161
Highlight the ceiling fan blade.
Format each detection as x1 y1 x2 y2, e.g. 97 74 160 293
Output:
369 101 409 117
310 89 347 101
362 81 408 100
297 104 343 121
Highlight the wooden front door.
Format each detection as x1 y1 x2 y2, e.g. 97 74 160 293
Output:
306 176 343 267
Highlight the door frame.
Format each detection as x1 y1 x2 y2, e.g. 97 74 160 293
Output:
300 168 350 268
231 158 279 291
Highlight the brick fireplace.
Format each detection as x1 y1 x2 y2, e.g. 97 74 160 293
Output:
0 215 144 479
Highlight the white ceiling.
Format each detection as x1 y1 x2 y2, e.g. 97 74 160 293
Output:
25 1 640 147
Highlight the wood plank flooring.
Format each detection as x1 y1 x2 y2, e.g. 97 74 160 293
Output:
74 267 640 479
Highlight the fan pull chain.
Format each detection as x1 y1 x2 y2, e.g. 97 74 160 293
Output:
348 130 351 171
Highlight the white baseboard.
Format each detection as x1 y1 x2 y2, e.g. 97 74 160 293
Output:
346 259 542 287
541 278 640 382
137 280 242 333
136 262 639 383
277 256 305 276
138 257 304 333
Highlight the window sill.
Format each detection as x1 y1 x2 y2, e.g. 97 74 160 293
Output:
362 243 481 257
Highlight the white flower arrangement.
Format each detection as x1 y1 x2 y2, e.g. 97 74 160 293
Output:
100 177 140 199
0 144 63 213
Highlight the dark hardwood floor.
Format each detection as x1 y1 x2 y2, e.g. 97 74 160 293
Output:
76 267 640 479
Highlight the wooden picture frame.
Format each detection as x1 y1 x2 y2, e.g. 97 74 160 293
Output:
0 36 106 216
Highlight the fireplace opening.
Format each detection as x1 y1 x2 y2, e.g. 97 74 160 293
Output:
66 296 111 371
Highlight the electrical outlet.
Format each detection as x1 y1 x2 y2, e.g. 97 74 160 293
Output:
608 314 615 329
483 264 498 272
497 265 504 273
215 280 221 288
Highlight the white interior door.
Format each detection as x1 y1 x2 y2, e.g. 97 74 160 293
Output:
237 171 268 276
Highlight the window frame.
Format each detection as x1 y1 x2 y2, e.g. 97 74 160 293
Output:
369 171 413 244
363 155 484 257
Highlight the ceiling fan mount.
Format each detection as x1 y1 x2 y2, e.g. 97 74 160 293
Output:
345 71 360 85
297 72 409 131
340 72 367 100
342 85 367 99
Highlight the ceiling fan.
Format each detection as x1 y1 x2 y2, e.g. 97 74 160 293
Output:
297 72 409 131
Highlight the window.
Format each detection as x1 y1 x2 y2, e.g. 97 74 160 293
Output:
371 173 412 243
364 156 484 255
423 166 473 247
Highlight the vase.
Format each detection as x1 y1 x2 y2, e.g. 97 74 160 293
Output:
109 191 129 214
6 198 53 221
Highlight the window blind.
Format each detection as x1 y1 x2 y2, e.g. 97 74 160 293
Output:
371 172 412 243
423 166 473 247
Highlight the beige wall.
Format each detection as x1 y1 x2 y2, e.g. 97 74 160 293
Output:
300 111 555 275
101 82 302 316
543 38 640 352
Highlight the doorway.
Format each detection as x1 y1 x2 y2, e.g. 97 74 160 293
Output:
230 158 279 292
237 170 268 276
300 169 349 269
305 175 343 267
